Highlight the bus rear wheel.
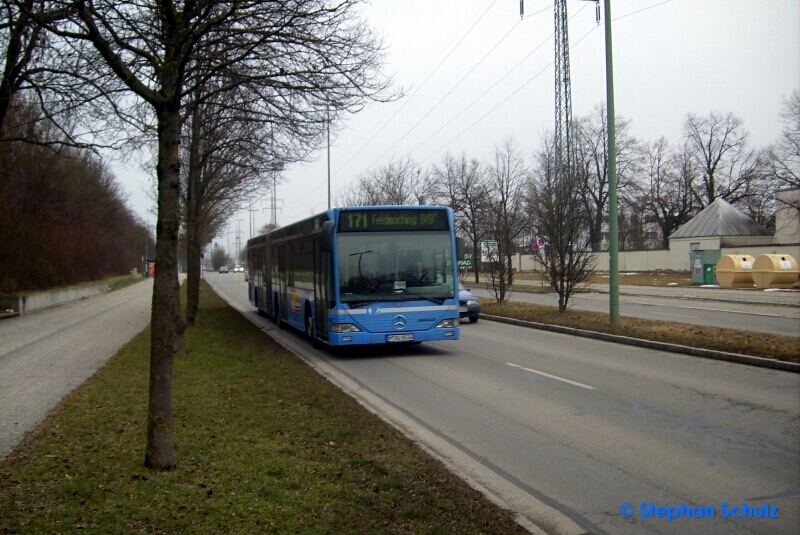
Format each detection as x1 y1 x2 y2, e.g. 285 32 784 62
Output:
275 296 285 329
305 308 314 339
256 292 266 317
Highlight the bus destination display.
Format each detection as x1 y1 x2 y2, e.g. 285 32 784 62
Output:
338 209 449 232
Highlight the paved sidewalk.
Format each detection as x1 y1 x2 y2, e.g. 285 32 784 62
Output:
0 279 153 460
512 280 800 307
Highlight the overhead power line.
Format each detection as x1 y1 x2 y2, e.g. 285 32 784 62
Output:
361 17 524 174
333 0 501 176
291 0 672 214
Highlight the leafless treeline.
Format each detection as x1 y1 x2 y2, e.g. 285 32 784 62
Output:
1 0 796 468
339 92 800 264
0 101 153 293
3 0 396 469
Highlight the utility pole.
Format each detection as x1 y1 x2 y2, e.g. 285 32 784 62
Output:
553 0 573 181
272 172 277 227
270 170 283 229
236 218 244 263
603 0 620 325
551 0 619 325
247 198 258 239
577 0 619 324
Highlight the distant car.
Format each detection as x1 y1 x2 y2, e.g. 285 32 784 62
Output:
233 265 244 273
458 281 480 323
219 266 228 273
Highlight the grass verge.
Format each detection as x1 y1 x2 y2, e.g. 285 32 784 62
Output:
480 299 799 364
0 281 529 535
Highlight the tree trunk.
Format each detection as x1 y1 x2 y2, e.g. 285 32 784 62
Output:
145 104 184 470
592 208 604 251
505 238 514 287
185 102 202 325
472 241 480 283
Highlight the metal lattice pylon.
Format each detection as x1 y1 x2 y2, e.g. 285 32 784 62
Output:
554 0 573 179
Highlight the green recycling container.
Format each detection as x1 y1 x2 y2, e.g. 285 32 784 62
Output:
703 264 715 285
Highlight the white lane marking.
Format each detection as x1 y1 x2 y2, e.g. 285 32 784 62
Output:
505 363 595 390
652 312 697 318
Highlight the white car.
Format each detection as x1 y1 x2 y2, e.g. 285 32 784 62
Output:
233 265 244 273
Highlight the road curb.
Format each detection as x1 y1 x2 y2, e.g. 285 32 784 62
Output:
480 314 800 373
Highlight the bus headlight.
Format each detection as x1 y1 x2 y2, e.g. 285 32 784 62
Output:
331 323 362 333
436 318 459 328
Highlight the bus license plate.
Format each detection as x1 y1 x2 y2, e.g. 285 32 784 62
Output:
387 334 414 342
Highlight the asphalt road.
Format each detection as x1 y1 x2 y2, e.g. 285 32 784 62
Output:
0 278 153 460
3 274 797 535
209 272 799 535
464 283 800 337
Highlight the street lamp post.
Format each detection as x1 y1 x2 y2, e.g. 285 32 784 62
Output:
326 105 331 210
314 100 332 210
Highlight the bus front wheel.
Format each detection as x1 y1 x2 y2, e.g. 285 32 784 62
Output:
306 308 324 349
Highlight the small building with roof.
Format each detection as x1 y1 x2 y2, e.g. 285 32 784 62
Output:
668 198 773 277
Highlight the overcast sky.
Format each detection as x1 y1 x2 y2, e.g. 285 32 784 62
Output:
116 0 799 247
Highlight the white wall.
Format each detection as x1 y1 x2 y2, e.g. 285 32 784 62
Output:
511 243 800 273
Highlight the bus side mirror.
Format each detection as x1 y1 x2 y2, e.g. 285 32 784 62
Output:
321 221 335 252
456 237 465 260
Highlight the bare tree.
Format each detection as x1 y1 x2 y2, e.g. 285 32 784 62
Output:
482 237 512 303
682 111 758 208
617 192 648 251
738 151 776 229
31 0 393 470
181 84 310 326
336 155 431 206
0 0 44 131
1 0 133 149
641 138 696 249
766 90 800 224
528 134 595 312
429 152 489 283
574 104 642 251
486 138 527 297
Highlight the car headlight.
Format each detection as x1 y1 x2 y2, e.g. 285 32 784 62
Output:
466 300 479 306
436 318 459 328
331 323 362 333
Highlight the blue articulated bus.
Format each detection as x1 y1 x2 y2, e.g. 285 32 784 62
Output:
247 205 465 347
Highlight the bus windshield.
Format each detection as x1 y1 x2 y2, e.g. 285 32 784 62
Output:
337 231 455 305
